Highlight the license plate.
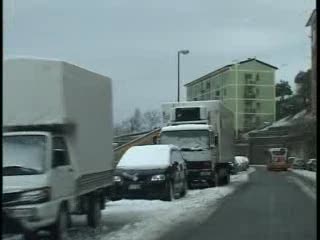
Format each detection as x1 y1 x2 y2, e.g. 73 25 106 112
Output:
128 184 141 190
200 172 211 176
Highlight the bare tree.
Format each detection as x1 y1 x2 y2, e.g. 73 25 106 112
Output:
128 108 144 133
143 110 161 130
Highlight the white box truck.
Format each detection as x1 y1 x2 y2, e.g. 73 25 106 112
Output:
3 58 114 239
159 100 235 187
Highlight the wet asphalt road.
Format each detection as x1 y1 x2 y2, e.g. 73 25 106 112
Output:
159 166 317 240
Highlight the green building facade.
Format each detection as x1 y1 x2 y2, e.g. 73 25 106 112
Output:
185 58 277 137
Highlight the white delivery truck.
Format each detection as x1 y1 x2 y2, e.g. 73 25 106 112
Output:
159 100 235 187
3 58 114 239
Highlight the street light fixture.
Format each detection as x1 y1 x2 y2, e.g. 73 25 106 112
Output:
177 49 190 102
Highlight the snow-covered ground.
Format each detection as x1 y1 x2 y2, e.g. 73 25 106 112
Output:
289 169 316 183
3 168 255 240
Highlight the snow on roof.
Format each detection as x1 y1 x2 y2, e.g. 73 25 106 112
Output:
4 56 106 77
161 124 211 132
235 156 249 163
249 109 308 134
4 55 65 62
117 145 177 170
292 109 307 120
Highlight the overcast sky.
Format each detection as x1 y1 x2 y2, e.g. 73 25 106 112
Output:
4 0 315 123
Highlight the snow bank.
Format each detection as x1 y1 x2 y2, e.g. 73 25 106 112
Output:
290 169 316 183
3 168 256 240
101 168 255 240
117 145 176 170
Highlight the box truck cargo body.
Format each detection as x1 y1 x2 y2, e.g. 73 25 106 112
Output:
3 58 114 239
160 101 235 187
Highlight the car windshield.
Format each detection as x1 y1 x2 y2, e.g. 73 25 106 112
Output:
160 130 209 149
3 135 47 175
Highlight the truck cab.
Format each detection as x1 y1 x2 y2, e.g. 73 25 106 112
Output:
160 101 234 187
3 129 76 236
159 124 218 187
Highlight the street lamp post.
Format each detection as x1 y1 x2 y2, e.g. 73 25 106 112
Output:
177 49 189 102
232 59 239 138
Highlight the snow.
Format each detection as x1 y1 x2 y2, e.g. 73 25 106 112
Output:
161 124 211 131
290 169 316 183
117 145 177 170
235 156 248 164
292 109 307 120
3 168 256 240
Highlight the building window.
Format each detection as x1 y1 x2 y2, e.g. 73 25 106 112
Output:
206 81 211 89
256 73 260 82
245 73 253 84
256 102 261 109
193 97 198 101
216 90 220 97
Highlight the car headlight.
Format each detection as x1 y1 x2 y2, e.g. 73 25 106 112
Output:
151 174 166 181
113 175 122 182
19 188 50 204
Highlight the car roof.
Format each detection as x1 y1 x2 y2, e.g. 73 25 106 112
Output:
116 144 179 170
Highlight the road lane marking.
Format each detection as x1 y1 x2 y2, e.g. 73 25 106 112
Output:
287 176 316 201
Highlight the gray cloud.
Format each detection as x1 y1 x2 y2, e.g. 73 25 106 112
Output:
4 0 315 122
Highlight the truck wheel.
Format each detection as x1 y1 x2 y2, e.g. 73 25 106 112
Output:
162 182 174 201
207 179 216 187
180 179 188 197
214 172 220 187
224 173 230 185
100 193 107 210
24 231 38 240
50 205 69 240
87 194 102 228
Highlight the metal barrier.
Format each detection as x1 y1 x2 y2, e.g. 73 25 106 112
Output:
113 128 161 167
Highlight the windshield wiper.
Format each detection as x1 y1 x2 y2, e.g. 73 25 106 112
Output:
3 166 41 175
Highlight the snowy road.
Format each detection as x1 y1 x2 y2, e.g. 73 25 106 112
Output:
159 166 316 240
3 168 255 240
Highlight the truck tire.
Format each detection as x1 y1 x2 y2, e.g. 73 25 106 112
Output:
180 179 188 197
50 205 69 240
24 231 38 240
100 193 106 210
87 194 102 228
223 172 230 185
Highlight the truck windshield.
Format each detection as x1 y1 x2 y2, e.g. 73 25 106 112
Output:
3 135 47 176
160 130 209 149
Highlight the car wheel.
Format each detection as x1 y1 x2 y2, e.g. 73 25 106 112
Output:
162 182 174 201
50 205 69 240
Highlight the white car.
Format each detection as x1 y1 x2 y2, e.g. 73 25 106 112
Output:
234 156 249 171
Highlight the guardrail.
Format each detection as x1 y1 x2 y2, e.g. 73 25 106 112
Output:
113 128 161 167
